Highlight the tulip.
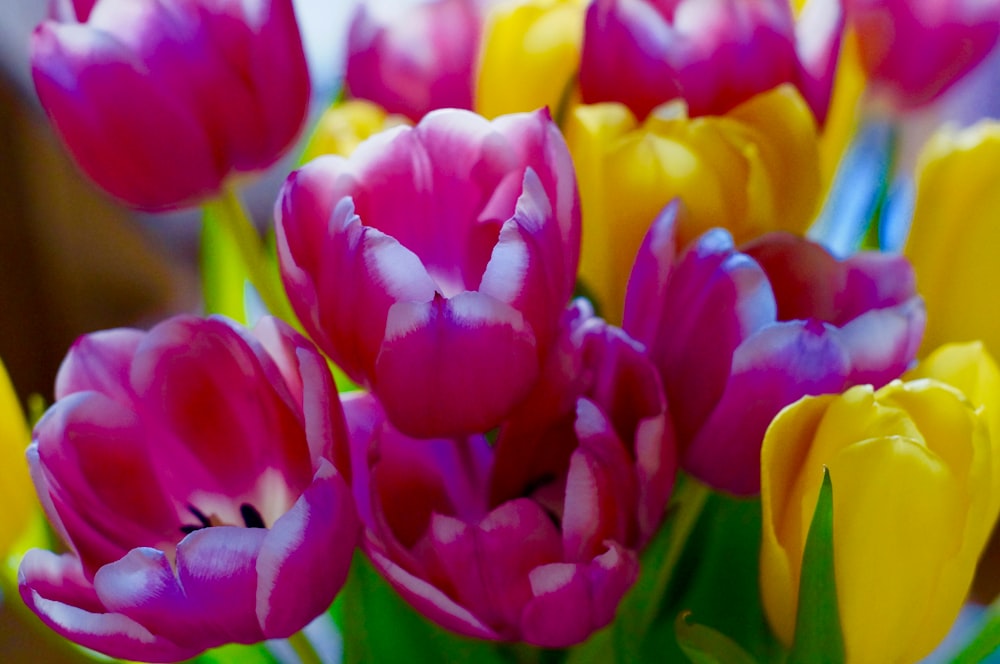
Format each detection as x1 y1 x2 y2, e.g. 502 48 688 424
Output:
579 0 844 122
301 100 410 163
276 108 581 439
846 0 1000 109
565 85 821 322
31 0 310 211
0 359 35 561
906 122 1000 359
346 0 495 121
344 301 675 647
760 378 999 663
19 316 359 662
475 0 587 120
624 204 924 495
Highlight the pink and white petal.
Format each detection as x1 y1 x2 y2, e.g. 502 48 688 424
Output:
375 291 539 438
685 320 851 495
623 201 680 345
19 550 196 663
838 298 926 387
54 328 143 401
794 0 844 125
521 563 596 647
256 461 360 637
341 391 385 527
175 526 268 644
365 545 500 641
587 542 640 628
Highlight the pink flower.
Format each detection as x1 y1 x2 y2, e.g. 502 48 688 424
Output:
346 0 495 121
344 302 676 647
31 0 310 210
846 0 1000 108
19 316 359 662
580 0 844 122
624 203 925 495
276 108 581 439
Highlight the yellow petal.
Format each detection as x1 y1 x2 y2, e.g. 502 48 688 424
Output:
475 0 586 120
905 122 1000 358
301 99 410 162
0 360 33 558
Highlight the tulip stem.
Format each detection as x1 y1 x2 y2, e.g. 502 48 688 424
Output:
287 630 323 664
202 186 297 326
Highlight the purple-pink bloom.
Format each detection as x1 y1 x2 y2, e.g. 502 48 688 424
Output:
343 301 676 648
276 108 581 439
580 0 843 122
847 0 1000 109
624 203 925 495
19 316 359 663
346 0 494 121
31 0 310 211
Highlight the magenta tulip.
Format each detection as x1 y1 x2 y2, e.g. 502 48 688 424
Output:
346 0 495 121
846 0 1000 108
19 316 359 662
31 0 310 210
623 203 925 495
276 108 581 439
344 301 675 647
580 0 843 122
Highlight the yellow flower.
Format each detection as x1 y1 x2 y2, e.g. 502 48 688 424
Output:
475 0 586 120
905 122 1000 358
301 99 410 162
0 359 33 559
761 377 999 663
564 84 821 322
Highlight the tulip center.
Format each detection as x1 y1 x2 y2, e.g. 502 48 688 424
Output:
179 502 266 535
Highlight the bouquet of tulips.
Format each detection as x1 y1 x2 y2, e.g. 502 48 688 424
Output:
6 0 1000 662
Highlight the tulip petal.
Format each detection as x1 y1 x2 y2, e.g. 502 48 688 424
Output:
375 291 539 437
54 328 143 401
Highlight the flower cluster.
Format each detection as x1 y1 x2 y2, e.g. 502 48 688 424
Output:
7 0 1000 663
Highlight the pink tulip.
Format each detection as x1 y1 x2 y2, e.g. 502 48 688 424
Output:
31 0 310 210
19 316 359 662
847 0 1000 108
580 0 843 122
623 203 924 495
344 301 675 647
346 0 495 121
276 108 581 439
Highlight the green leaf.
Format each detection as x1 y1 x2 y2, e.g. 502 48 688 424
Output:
675 612 757 664
201 203 249 323
333 553 517 664
788 468 844 664
949 603 1000 663
185 642 279 664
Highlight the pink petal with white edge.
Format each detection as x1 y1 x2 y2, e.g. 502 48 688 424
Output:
375 291 539 437
838 298 926 387
256 461 360 637
55 328 143 401
19 550 197 663
794 0 844 125
623 202 680 346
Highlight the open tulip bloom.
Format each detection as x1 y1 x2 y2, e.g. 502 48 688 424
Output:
18 0 1000 662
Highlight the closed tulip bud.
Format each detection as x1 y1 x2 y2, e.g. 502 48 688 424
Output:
761 378 1000 663
31 0 310 210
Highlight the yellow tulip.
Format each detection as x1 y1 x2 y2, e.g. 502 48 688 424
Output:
475 0 586 120
0 359 33 560
301 99 410 162
905 122 1000 358
564 84 821 322
761 378 999 663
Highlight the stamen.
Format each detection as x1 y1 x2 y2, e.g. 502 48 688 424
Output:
188 505 212 528
240 503 266 529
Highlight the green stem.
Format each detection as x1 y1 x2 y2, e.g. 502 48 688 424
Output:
639 477 711 637
202 186 296 325
286 630 323 664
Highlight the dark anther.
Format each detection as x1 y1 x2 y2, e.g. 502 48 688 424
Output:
240 503 266 529
180 524 201 535
179 504 213 536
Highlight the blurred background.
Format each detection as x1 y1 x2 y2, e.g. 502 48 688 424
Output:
0 1 362 660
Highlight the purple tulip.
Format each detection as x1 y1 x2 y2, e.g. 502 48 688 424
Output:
847 0 1000 109
31 0 310 211
624 203 925 495
276 108 581 439
343 301 675 647
580 0 844 122
346 0 495 121
19 316 359 662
